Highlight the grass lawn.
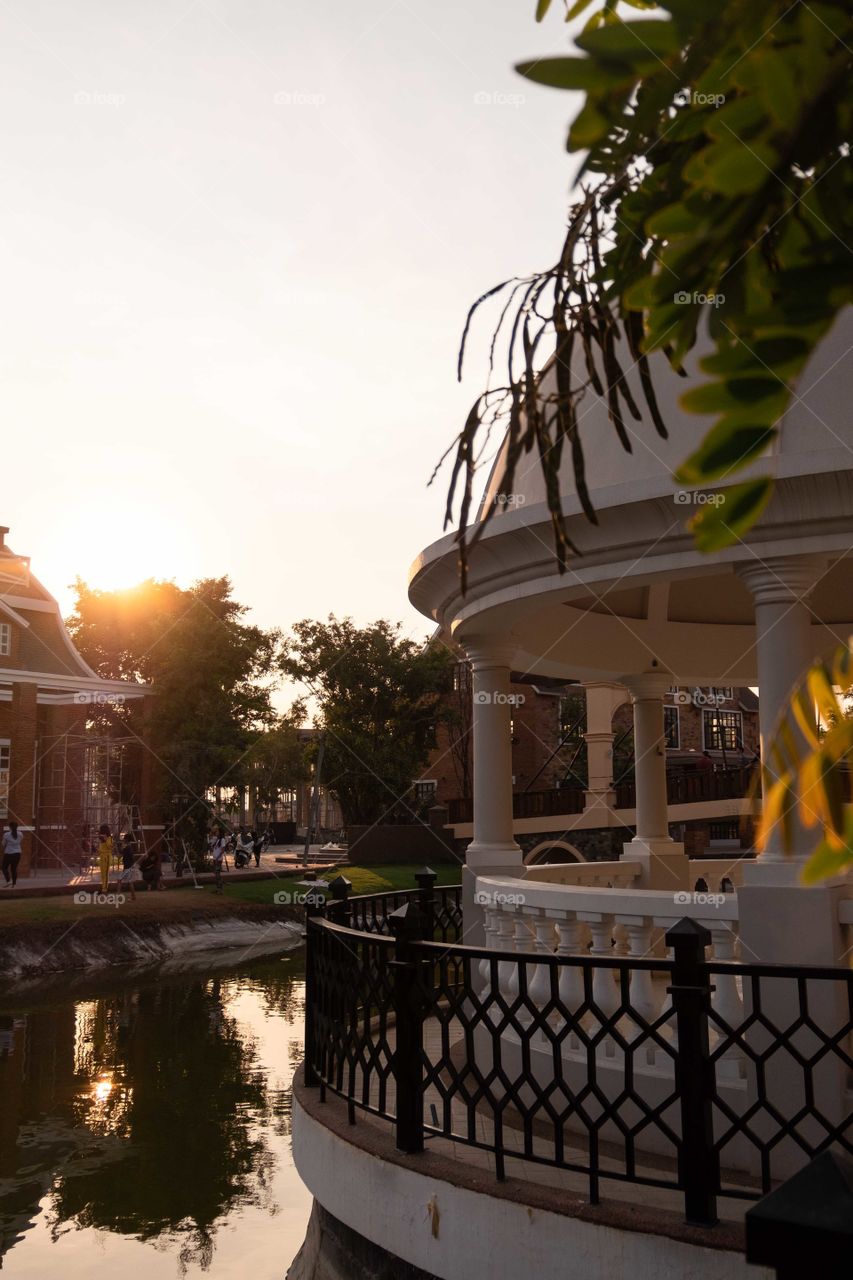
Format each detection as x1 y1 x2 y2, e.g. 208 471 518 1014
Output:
217 861 462 906
0 863 462 927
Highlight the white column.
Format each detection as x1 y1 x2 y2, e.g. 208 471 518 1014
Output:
582 681 622 812
465 641 523 870
460 639 524 946
735 555 847 1160
620 671 688 889
737 555 823 876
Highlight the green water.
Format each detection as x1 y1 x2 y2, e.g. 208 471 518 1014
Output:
0 949 312 1277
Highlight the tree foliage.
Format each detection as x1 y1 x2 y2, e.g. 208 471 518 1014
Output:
442 0 853 582
67 578 281 833
281 617 454 826
756 645 853 881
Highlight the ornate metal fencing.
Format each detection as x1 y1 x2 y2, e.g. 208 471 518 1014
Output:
304 888 853 1227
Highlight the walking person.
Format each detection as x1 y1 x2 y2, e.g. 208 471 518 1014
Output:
97 824 114 894
211 827 228 894
118 831 140 902
252 828 265 868
1 822 23 888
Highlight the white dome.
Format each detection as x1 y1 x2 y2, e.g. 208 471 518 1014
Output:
409 310 853 684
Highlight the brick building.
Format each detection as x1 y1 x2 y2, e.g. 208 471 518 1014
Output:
0 527 147 875
421 663 758 802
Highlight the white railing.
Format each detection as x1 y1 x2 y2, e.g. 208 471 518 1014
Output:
523 860 642 888
476 874 743 1070
688 858 746 894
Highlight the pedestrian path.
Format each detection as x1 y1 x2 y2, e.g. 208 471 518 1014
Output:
2 846 348 899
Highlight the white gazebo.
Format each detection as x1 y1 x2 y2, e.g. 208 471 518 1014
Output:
409 311 853 972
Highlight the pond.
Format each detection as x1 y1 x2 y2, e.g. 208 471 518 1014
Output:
0 947 312 1278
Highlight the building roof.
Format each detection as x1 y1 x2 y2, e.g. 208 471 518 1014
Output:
0 527 148 698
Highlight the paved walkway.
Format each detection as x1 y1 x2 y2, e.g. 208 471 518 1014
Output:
4 845 348 898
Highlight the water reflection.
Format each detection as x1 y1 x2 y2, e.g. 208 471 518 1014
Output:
0 949 310 1277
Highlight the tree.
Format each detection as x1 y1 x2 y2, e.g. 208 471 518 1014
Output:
243 708 309 826
67 578 281 838
281 617 454 826
442 0 853 582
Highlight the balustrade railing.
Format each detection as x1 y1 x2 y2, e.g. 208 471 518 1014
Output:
447 766 757 826
304 876 853 1227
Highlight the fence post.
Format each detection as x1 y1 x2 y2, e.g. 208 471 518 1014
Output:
389 902 426 1155
665 917 719 1226
414 865 437 938
303 884 327 1088
327 874 352 926
745 1150 853 1279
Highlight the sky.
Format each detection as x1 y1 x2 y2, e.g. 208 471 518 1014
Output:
1 0 582 641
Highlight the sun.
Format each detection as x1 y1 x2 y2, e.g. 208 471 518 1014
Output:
60 502 197 594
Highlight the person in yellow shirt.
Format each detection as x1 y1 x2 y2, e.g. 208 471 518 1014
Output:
97 824 114 894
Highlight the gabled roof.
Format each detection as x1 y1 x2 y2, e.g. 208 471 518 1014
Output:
0 528 148 695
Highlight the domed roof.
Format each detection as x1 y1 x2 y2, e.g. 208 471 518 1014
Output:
409 310 853 684
479 309 853 520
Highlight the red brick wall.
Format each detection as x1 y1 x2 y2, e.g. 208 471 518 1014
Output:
6 682 38 873
423 681 761 810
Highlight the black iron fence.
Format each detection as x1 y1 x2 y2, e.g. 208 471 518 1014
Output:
304 880 853 1227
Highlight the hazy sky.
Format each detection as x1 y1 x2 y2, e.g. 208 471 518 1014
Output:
1 0 580 639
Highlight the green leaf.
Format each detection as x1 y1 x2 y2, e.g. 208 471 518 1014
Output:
645 202 699 237
801 834 853 885
515 57 632 91
687 477 774 550
680 376 787 418
568 99 610 149
704 95 765 140
575 19 680 62
564 0 595 17
701 140 778 195
675 422 777 483
699 335 810 376
622 274 661 310
535 0 553 20
758 50 799 128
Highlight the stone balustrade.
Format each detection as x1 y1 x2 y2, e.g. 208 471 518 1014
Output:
522 860 642 888
475 874 743 1072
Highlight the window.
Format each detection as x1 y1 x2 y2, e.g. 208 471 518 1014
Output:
663 705 680 749
0 744 8 818
453 661 471 693
703 710 743 751
711 686 733 701
0 624 10 657
414 779 437 807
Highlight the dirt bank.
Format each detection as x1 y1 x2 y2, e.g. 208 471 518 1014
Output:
0 899 304 985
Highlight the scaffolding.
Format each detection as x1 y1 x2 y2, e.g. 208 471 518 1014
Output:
34 730 146 872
